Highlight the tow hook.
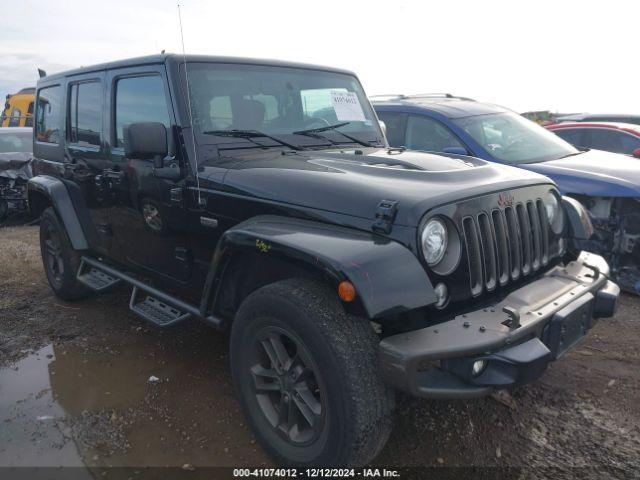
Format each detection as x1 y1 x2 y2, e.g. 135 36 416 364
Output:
582 262 601 280
502 306 521 330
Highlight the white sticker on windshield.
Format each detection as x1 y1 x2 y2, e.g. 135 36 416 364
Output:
330 90 366 122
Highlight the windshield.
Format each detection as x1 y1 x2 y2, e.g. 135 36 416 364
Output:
0 130 32 153
454 112 579 164
186 63 383 149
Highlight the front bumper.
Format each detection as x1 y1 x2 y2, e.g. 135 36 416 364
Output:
379 252 619 399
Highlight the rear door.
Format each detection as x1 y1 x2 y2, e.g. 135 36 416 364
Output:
105 66 193 282
64 73 116 254
581 128 638 154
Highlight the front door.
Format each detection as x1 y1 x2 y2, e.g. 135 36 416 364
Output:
105 67 193 282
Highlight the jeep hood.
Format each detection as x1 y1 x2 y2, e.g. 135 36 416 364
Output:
204 148 552 227
518 149 640 197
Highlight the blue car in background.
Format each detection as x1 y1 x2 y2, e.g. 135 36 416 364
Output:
373 94 640 292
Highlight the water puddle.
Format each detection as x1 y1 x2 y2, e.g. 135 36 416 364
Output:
0 332 270 468
0 345 85 467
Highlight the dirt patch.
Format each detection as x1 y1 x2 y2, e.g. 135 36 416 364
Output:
1 226 639 476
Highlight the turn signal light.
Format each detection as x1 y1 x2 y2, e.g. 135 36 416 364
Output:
338 281 356 302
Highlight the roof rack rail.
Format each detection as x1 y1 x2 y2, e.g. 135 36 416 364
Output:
369 94 408 100
369 93 476 102
407 93 476 101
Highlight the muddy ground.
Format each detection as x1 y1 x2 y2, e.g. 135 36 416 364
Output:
1 226 639 478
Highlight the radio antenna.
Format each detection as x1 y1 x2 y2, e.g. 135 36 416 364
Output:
177 3 203 205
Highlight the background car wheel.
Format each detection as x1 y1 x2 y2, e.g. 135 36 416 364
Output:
230 278 395 467
39 207 91 301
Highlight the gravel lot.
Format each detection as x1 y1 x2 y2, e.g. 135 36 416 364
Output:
1 225 639 478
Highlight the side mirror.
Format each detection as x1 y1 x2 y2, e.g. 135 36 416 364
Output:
633 147 640 159
124 122 168 160
378 120 387 136
442 146 469 156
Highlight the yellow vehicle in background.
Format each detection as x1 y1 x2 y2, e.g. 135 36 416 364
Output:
1 88 35 127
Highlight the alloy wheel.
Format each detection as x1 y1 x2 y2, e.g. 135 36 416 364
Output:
249 326 326 445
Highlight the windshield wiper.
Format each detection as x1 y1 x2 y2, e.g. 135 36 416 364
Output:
292 122 379 148
203 129 304 151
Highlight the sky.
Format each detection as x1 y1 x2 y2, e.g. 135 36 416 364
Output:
1 0 637 115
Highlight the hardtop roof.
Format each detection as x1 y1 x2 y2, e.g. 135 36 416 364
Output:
39 54 358 82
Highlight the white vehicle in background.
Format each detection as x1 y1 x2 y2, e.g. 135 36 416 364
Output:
0 127 33 222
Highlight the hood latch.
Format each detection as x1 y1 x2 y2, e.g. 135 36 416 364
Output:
372 200 399 234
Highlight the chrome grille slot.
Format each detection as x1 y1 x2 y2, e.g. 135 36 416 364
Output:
462 217 483 296
516 203 532 275
477 213 497 291
491 209 510 285
527 201 542 271
536 199 549 265
504 206 522 280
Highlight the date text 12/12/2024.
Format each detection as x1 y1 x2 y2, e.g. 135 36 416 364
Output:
233 468 401 478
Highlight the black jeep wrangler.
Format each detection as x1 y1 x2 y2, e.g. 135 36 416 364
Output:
28 54 619 467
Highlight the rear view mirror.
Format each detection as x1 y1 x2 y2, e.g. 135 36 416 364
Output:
124 122 168 160
633 147 640 159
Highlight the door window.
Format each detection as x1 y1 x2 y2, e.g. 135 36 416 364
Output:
405 115 464 153
8 108 21 127
621 134 640 152
114 75 171 148
26 102 34 127
583 128 640 154
68 81 102 146
35 85 62 144
376 112 406 147
552 128 583 147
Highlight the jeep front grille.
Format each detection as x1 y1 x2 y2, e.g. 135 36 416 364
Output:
462 199 550 296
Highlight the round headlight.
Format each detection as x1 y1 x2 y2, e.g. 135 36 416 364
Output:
545 191 564 233
421 217 448 266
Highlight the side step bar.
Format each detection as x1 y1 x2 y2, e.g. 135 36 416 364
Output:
77 262 121 291
77 256 224 329
129 286 191 327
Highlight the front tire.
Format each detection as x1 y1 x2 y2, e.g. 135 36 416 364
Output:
39 207 91 301
230 278 395 467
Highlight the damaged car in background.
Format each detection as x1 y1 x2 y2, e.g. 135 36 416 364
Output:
0 127 33 222
373 95 640 292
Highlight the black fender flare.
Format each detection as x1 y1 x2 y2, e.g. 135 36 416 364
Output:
201 215 437 319
27 175 89 250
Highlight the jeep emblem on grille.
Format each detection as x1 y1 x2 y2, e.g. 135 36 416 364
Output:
498 192 515 207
